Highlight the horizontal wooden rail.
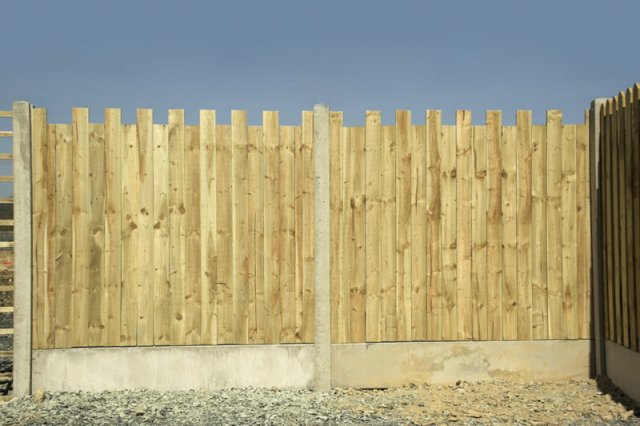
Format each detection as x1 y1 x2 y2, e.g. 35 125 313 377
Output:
0 242 14 248
0 328 13 336
0 306 13 313
0 220 13 226
0 198 13 204
0 131 12 138
0 154 13 161
0 351 11 358
0 372 12 380
0 286 14 292
0 111 11 118
0 176 13 182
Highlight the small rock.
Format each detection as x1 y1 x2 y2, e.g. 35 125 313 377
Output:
32 388 45 403
134 405 145 416
455 380 462 386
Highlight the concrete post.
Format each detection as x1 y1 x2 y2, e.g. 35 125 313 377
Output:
313 104 331 391
589 98 607 377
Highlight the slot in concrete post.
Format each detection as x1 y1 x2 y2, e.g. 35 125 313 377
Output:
589 98 607 378
12 101 32 397
313 104 330 391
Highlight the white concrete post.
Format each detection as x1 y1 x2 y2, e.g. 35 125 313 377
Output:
589 98 607 377
313 104 331 391
12 101 33 397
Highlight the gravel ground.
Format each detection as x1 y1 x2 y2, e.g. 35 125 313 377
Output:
0 379 638 425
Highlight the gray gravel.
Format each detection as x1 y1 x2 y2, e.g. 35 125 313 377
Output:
0 380 638 425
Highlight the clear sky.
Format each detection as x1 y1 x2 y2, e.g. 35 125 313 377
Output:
1 0 639 129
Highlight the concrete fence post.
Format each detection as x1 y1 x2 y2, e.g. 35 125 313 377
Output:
313 104 331 391
12 101 33 397
589 98 607 378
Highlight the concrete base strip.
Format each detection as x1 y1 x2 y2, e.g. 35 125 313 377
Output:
605 340 640 403
331 340 591 388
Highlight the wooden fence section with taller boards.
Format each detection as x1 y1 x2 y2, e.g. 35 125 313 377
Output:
330 110 591 343
599 84 640 354
30 108 316 349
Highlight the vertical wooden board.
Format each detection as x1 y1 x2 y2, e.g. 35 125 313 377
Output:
426 111 442 341
411 124 427 341
71 108 90 347
152 124 171 345
624 90 637 351
31 108 47 349
456 111 472 340
604 101 616 340
279 126 295 343
168 110 186 345
516 111 533 340
599 106 609 341
121 123 139 346
136 110 154 346
263 112 280 344
340 124 352 342
248 124 263 343
54 124 73 348
576 123 591 339
199 110 217 345
531 125 548 340
329 112 343 342
546 110 564 339
611 97 623 345
45 121 57 348
365 111 382 342
633 85 640 351
350 126 366 343
381 124 397 341
501 125 518 340
294 126 304 342
216 124 233 344
617 93 630 348
87 123 106 347
486 111 503 340
396 111 412 341
441 125 457 341
562 125 578 340
104 110 122 346
185 125 202 345
471 125 488 340
301 111 314 343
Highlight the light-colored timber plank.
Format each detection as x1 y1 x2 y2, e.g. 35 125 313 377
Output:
411 123 427 341
396 111 412 341
380 124 397 342
632 85 640 351
294 126 304 343
0 111 12 117
350 126 366 343
0 198 13 204
365 112 382 342
340 122 352 342
0 351 12 357
471 124 488 340
329 112 344 343
216 124 233 344
301 111 314 343
576 122 591 340
279 125 296 343
0 307 13 313
501 125 518 340
426 111 443 341
136 110 154 346
184 124 202 345
0 176 13 182
121 123 139 346
232 111 249 344
31 108 48 350
561 124 578 340
200 111 217 345
263 112 280 344
54 124 72 348
456 111 472 340
71 108 90 348
624 90 636 350
153 123 171 345
104 109 122 346
0 154 13 160
0 286 14 292
0 242 14 248
441 125 457 341
0 220 14 226
604 101 615 340
87 122 106 347
486 111 503 340
168 110 186 346
248 124 263 343
0 131 12 138
531 124 548 339
616 93 629 347
516 111 533 340
0 328 13 336
611 97 623 345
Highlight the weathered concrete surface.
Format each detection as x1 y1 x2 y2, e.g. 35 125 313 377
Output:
332 341 591 388
605 340 640 403
32 345 314 392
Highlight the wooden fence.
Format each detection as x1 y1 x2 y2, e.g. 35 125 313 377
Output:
599 84 640 353
31 108 315 348
31 107 591 349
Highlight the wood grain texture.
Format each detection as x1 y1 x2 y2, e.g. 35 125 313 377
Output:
381 124 397 341
456 111 472 340
441 125 457 341
471 125 488 340
329 112 343 343
300 111 314 343
576 123 591 340
248 123 263 343
501 125 517 340
531 124 548 339
350 126 366 343
45 121 57 348
216 124 233 344
279 126 295 343
396 111 412 341
340 122 352 343
426 111 442 341
633 85 640 352
411 123 427 341
562 124 578 340
185 124 202 345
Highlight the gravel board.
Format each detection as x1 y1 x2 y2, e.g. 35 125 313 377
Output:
0 379 638 425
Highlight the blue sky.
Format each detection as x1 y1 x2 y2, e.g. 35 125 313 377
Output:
1 0 638 129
